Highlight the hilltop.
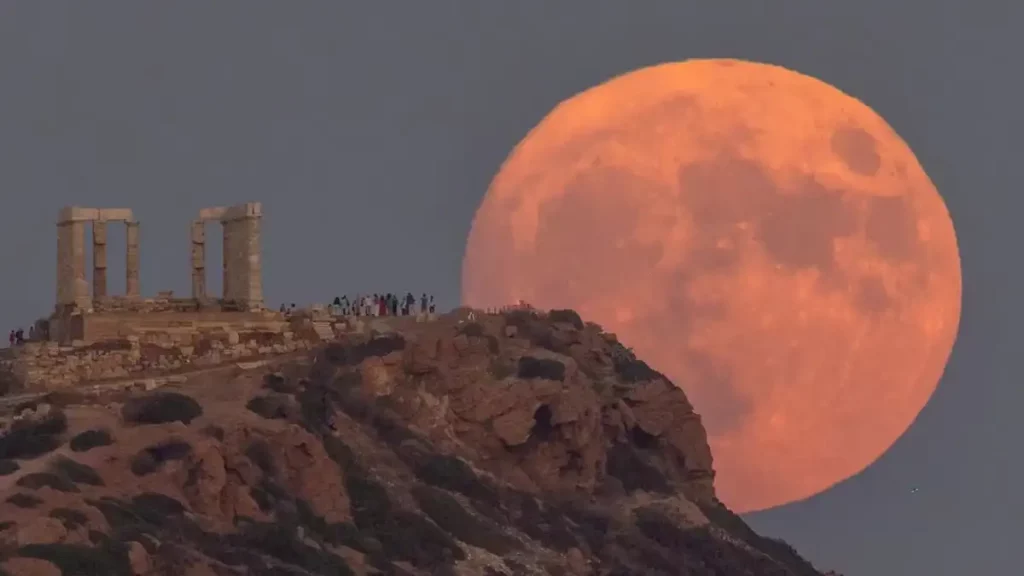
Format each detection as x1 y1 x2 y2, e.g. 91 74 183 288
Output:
0 308 834 575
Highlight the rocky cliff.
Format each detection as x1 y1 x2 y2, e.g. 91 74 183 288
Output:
0 308 833 575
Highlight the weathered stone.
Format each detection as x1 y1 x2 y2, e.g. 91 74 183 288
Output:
0 558 61 576
129 539 151 574
126 220 140 298
16 516 67 545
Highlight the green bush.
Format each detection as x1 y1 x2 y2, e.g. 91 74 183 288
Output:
16 472 79 493
412 484 519 555
69 429 114 453
51 457 104 486
517 356 566 381
549 309 584 329
49 508 90 529
121 392 202 425
6 493 43 508
0 412 67 459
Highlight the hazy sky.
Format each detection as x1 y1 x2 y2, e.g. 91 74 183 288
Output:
0 2 1017 574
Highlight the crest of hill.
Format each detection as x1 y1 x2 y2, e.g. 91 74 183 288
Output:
0 307 838 575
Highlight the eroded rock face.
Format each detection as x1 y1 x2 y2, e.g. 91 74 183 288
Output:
0 309 836 576
386 313 716 502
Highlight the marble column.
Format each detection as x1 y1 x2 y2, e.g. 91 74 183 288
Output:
237 214 262 308
92 221 107 299
56 220 88 308
125 221 140 298
191 220 206 299
222 221 232 303
220 203 263 310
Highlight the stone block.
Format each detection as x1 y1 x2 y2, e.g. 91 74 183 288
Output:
191 220 205 243
220 202 262 222
56 220 88 307
57 206 98 223
96 208 134 222
125 221 140 298
198 206 227 220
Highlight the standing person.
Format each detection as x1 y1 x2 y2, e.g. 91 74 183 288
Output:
428 295 435 314
390 294 398 316
8 330 13 347
420 293 428 314
15 328 23 345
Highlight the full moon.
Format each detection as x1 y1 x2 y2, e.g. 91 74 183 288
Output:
460 59 961 513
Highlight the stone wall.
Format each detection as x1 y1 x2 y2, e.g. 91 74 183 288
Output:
50 302 287 345
1 308 440 394
0 329 311 392
79 310 287 345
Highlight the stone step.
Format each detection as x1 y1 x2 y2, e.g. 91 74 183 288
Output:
311 321 335 341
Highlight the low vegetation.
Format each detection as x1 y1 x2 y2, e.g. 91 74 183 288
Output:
548 308 585 329
69 429 114 453
16 472 79 493
516 356 566 381
245 393 294 420
0 411 68 460
50 457 104 486
49 507 90 529
129 439 193 476
121 392 202 425
5 493 43 508
0 460 19 476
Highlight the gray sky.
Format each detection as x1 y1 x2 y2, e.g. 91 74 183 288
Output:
0 2 1016 574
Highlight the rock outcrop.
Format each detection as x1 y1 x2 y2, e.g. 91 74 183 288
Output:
0 308 835 575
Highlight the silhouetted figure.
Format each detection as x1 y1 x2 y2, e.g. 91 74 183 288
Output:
389 293 398 316
8 330 13 347
15 328 24 345
428 295 435 314
420 293 428 314
279 303 286 313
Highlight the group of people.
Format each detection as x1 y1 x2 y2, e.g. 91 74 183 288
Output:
8 327 30 347
330 293 435 317
277 293 437 317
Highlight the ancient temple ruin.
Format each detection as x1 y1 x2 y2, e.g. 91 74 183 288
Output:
190 202 263 309
48 202 276 344
55 206 140 311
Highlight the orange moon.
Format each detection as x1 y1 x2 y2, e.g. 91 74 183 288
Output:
460 59 961 513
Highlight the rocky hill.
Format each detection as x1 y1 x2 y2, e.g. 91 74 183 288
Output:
0 308 833 575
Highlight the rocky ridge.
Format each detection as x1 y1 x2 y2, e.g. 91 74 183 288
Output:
0 308 833 575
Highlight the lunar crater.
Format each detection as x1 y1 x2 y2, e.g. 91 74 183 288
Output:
831 126 882 176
